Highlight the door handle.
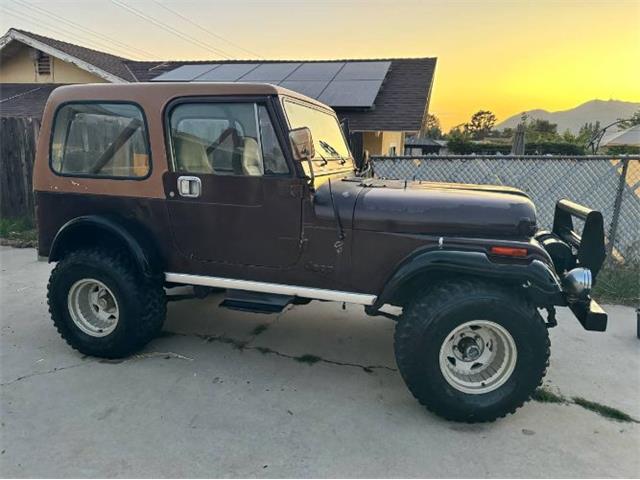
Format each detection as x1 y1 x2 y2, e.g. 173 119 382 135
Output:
177 176 201 198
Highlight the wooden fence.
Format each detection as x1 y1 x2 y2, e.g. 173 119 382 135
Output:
0 117 40 219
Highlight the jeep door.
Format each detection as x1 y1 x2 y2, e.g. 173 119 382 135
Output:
163 97 304 267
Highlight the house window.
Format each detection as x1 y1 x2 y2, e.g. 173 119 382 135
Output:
36 52 51 75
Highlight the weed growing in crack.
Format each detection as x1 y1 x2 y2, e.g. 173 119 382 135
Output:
532 387 565 403
295 354 322 365
572 397 636 423
252 324 269 336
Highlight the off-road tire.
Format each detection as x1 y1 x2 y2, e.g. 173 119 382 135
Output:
47 248 166 358
395 280 550 422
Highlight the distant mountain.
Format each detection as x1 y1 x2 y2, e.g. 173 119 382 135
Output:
496 100 640 134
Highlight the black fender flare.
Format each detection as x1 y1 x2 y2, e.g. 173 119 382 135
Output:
49 215 163 280
369 249 564 311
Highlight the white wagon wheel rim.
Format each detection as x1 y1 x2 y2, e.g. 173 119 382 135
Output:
439 320 517 394
67 278 119 337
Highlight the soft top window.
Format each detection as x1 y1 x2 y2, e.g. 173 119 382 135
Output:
50 102 150 178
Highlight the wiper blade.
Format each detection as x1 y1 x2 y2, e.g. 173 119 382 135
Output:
316 151 328 166
319 140 348 164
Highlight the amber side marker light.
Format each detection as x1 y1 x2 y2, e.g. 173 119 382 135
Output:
490 246 528 257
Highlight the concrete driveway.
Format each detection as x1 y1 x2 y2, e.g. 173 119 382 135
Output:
1 246 638 478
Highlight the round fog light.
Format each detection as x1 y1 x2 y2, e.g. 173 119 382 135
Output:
562 267 592 298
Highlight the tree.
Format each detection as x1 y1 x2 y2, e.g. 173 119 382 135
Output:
617 110 640 129
577 121 601 144
463 110 497 139
446 131 474 154
421 113 443 139
525 119 558 142
561 129 577 143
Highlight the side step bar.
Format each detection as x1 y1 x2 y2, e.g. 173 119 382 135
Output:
220 290 294 314
164 272 377 305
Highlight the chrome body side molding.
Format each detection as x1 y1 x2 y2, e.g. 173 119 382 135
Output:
164 272 377 305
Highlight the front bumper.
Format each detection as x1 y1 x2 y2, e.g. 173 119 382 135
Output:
569 298 608 332
550 199 608 331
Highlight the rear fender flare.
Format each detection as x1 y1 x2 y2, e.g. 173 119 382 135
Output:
370 249 564 311
49 215 163 280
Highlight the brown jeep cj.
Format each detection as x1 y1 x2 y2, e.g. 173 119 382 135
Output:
34 83 608 422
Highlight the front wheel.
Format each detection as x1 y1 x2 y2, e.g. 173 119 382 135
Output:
394 280 549 422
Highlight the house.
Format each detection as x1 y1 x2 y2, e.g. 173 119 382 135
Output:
0 28 437 157
404 135 445 155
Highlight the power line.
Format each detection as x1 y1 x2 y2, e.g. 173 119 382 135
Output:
109 0 234 59
10 0 160 60
149 0 263 59
0 5 145 60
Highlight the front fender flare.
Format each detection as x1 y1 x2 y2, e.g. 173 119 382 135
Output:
369 249 564 311
49 215 163 279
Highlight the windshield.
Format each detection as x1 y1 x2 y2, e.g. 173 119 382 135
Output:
283 100 351 161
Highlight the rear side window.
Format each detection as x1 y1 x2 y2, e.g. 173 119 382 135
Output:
50 103 150 178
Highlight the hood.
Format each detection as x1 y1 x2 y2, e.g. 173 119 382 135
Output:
314 178 537 238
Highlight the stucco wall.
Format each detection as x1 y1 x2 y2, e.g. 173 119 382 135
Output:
0 44 104 83
362 131 405 156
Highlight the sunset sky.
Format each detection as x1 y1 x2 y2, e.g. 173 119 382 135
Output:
1 0 638 129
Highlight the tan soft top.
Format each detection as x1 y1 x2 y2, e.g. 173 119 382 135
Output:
45 82 330 110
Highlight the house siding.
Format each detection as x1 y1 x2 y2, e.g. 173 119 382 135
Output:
0 44 104 84
363 131 405 156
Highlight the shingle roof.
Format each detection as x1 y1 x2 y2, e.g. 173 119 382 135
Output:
0 83 61 118
0 28 436 131
335 58 436 131
126 57 437 131
5 29 136 82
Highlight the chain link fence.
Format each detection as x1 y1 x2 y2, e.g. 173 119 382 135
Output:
372 155 640 263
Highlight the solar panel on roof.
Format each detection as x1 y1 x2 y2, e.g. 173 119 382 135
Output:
318 79 383 107
239 63 301 82
279 80 329 99
334 61 391 80
152 64 219 81
150 60 390 108
194 63 260 81
286 62 345 81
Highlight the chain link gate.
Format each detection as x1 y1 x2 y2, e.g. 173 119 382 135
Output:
371 155 640 263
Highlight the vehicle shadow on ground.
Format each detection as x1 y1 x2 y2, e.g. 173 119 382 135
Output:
160 292 400 375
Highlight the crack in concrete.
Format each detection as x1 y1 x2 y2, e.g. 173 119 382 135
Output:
0 360 93 387
1 351 194 386
533 386 639 423
191 332 397 374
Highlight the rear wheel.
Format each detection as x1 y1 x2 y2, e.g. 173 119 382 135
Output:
48 248 166 358
394 280 549 422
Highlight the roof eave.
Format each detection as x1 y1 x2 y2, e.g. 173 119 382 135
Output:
0 29 129 83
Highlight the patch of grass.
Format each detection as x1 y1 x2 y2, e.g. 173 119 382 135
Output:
295 354 322 365
0 217 37 247
592 263 639 306
252 324 269 336
532 387 565 403
572 397 636 423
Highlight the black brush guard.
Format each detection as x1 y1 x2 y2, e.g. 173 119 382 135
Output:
553 199 608 331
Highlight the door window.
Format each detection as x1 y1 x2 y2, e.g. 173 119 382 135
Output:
168 102 288 176
257 105 288 174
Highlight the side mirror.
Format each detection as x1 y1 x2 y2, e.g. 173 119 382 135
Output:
289 127 315 161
